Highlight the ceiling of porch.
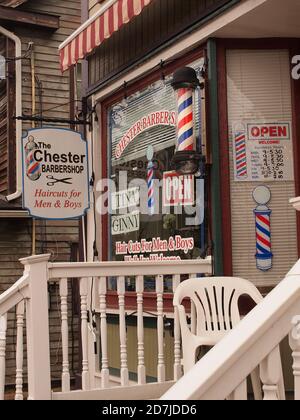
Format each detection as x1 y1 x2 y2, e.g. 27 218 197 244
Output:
215 0 300 38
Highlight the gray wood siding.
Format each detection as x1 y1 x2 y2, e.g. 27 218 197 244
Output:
15 0 81 126
88 0 236 88
1 218 80 386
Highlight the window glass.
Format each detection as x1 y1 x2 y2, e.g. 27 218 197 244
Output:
107 59 206 290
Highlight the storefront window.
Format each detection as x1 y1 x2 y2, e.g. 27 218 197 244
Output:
106 59 206 291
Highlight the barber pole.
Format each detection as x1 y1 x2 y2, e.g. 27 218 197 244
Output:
171 67 201 175
177 88 195 152
253 186 273 271
147 146 155 215
234 123 248 179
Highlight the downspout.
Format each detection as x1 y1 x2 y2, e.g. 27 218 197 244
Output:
0 26 23 202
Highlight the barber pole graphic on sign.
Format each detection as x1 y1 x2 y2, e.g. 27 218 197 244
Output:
147 145 155 215
233 121 293 182
253 186 273 271
25 136 41 181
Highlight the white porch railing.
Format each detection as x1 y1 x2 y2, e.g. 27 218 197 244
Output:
0 254 212 400
161 258 300 400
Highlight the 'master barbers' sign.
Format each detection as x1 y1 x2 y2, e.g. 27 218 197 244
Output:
22 128 89 219
115 110 176 159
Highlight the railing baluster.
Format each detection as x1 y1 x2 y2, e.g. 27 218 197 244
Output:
80 277 90 390
98 277 109 388
260 347 281 400
136 276 146 385
117 276 129 387
156 275 165 383
0 314 7 400
60 278 70 392
15 302 25 400
172 274 182 380
289 316 300 400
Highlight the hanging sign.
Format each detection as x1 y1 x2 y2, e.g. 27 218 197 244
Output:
233 122 294 182
163 171 194 207
22 128 89 219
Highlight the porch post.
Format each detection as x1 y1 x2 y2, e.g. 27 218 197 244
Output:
207 38 224 276
20 254 52 400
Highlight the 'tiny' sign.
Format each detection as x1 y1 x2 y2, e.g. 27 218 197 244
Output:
163 171 194 207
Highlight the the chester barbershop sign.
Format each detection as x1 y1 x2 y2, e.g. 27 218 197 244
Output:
22 128 89 219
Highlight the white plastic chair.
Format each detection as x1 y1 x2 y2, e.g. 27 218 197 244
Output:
173 277 285 400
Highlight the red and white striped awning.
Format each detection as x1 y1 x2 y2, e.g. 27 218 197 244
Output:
59 0 153 73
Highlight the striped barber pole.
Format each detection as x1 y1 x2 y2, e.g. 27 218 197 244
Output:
234 125 248 179
254 209 273 271
27 151 40 178
59 0 153 72
177 88 195 152
25 137 41 181
147 160 154 215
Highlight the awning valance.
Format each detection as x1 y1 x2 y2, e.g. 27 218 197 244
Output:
59 0 153 73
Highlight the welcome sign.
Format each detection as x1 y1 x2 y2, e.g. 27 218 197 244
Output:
22 128 89 219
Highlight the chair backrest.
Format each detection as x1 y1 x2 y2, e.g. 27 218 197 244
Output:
174 277 263 344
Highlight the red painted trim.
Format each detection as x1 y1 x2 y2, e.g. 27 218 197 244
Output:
216 40 233 276
105 291 255 317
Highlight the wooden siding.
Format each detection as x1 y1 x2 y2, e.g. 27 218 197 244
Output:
88 0 236 88
0 0 82 388
1 219 80 386
15 0 81 128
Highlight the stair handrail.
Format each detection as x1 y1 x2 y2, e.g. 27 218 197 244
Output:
0 274 29 317
161 259 300 400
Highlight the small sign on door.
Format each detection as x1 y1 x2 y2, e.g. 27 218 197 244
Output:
163 171 194 207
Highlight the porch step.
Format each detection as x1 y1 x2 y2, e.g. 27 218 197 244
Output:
51 381 175 401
